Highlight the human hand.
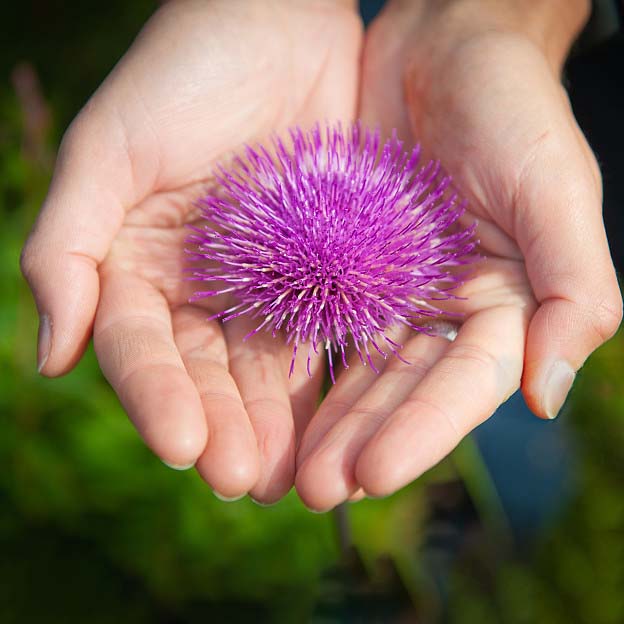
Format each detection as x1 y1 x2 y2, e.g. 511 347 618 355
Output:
20 0 362 503
295 0 622 510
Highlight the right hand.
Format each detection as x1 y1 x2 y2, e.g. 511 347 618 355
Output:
295 0 622 511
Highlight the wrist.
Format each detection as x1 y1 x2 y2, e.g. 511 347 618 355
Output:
392 0 591 74
489 0 591 70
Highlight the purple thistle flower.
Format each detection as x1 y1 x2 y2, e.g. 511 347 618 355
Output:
188 123 477 382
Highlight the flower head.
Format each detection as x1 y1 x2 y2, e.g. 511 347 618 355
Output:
188 123 476 381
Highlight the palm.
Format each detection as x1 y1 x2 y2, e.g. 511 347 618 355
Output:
91 0 361 502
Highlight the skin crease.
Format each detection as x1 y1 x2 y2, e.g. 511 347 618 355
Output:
20 0 362 503
21 0 622 509
294 0 622 510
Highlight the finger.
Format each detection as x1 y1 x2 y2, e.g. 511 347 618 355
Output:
514 130 622 419
287 344 325 449
440 256 535 317
358 0 428 142
355 305 527 498
296 324 410 469
94 267 207 468
20 105 138 377
296 333 449 511
172 305 260 498
225 318 296 504
348 488 366 503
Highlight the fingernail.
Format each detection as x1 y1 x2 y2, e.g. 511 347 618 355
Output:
348 496 366 504
250 497 278 508
162 460 195 471
212 490 245 502
37 314 52 373
544 360 575 420
305 506 327 514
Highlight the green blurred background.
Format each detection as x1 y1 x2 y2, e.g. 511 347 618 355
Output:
1 2 623 622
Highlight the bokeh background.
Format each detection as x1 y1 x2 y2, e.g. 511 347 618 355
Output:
1 1 623 622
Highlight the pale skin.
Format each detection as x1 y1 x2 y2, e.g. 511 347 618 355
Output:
21 0 622 509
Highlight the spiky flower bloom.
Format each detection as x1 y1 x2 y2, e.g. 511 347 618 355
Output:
188 124 476 381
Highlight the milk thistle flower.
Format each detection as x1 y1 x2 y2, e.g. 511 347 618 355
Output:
188 124 476 382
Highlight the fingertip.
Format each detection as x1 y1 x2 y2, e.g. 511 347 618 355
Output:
354 452 397 500
249 470 294 506
294 460 327 512
162 460 196 471
295 451 357 513
159 425 207 469
248 422 297 505
523 295 621 420
196 443 260 500
37 319 93 378
348 488 366 503
248 486 291 507
355 428 431 499
28 254 99 377
36 313 52 375
522 358 576 421
520 383 545 420
117 369 209 469
213 490 246 503
295 488 334 513
191 401 263 501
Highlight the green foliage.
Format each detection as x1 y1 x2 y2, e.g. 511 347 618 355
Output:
0 63 432 621
0 70 340 621
2 3 624 622
447 329 624 624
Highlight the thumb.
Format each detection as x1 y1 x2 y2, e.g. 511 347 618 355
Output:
517 128 622 419
20 107 136 376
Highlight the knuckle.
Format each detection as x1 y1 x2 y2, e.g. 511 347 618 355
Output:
448 342 515 385
60 108 94 156
59 98 118 164
19 242 40 283
95 315 172 382
387 352 432 381
442 341 520 405
592 291 623 342
403 395 462 439
184 360 225 392
244 396 291 423
347 405 387 429
320 397 355 424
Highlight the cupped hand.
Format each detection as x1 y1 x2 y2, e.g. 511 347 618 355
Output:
20 0 362 502
295 0 622 511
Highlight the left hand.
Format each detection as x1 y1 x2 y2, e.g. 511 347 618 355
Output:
295 0 622 511
20 0 363 504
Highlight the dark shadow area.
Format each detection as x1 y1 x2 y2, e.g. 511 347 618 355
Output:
1 2 623 623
